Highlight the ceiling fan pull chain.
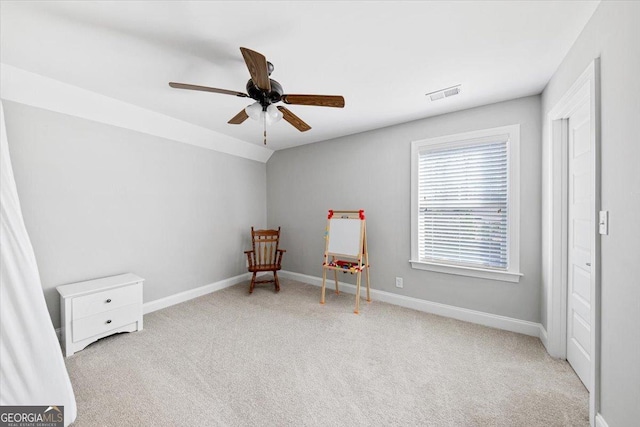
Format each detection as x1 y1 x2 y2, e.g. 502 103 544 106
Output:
263 112 267 145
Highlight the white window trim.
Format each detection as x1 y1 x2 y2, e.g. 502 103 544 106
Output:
410 124 522 283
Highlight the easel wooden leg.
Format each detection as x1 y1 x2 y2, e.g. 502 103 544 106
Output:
333 268 340 295
354 271 362 314
249 272 256 294
365 254 371 303
274 271 280 292
321 268 327 304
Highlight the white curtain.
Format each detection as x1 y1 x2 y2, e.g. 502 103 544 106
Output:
0 101 77 425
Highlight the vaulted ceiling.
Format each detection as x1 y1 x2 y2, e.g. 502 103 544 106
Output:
0 1 599 150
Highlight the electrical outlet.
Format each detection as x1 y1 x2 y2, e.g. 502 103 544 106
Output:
395 277 403 288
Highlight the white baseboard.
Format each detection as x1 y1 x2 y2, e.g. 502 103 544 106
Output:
539 325 549 350
595 413 609 427
279 270 542 337
142 273 251 314
56 271 543 342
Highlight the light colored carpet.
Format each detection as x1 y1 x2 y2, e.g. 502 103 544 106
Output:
65 279 588 426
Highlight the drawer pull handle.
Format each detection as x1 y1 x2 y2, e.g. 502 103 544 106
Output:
106 299 112 303
106 319 112 324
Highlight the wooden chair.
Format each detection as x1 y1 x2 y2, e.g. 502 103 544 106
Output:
244 227 285 293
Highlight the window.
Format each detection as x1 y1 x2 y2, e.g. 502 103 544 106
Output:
410 125 521 282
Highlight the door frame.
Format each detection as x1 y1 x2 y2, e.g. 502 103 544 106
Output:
544 59 601 425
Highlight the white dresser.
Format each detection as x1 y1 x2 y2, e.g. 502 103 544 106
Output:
57 273 144 357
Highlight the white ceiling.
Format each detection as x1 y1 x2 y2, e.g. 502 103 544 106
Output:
0 1 599 151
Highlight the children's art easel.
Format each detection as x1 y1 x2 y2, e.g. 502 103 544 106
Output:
321 210 370 314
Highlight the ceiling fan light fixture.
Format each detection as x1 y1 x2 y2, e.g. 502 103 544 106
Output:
246 102 283 125
266 104 283 124
245 102 263 120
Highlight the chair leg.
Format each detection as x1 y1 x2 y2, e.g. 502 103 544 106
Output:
274 271 280 292
249 272 256 294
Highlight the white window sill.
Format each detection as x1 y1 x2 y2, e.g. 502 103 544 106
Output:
409 260 523 283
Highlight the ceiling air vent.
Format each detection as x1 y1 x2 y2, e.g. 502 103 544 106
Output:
426 85 461 101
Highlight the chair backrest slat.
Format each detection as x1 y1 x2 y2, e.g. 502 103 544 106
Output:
251 227 280 267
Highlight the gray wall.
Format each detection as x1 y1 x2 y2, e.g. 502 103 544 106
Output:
4 101 266 329
541 1 640 424
267 95 541 323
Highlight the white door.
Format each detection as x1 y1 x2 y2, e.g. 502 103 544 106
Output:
566 102 592 391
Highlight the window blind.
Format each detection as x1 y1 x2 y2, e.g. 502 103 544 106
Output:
418 140 508 269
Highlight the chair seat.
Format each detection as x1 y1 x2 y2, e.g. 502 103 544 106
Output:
249 264 282 272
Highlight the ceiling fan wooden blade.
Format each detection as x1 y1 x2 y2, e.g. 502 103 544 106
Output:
169 82 248 97
228 109 249 125
281 94 345 108
240 47 271 92
277 106 311 132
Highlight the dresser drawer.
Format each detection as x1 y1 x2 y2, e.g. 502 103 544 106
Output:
72 282 142 320
72 303 140 342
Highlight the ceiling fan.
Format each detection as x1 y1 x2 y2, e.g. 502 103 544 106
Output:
169 47 345 145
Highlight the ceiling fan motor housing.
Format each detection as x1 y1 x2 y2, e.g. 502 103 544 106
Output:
246 79 284 108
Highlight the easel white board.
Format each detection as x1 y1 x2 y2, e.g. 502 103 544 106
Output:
327 218 362 258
